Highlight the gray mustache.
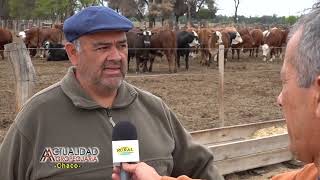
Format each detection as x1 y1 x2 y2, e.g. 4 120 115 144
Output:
102 61 122 68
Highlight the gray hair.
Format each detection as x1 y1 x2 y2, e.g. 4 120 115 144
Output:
72 39 81 52
289 6 320 88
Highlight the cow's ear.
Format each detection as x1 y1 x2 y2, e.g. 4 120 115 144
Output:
137 32 143 36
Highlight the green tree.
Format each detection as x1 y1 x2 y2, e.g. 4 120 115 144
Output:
77 0 102 9
0 0 10 19
197 8 213 19
9 0 36 19
33 0 76 21
286 15 298 25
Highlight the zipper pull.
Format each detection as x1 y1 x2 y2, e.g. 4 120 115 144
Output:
106 108 115 127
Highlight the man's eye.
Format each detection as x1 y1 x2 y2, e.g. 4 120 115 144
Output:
119 44 127 48
96 46 110 51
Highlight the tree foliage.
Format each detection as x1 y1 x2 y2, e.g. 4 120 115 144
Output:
8 0 36 19
0 0 10 18
3 0 299 27
7 0 104 20
285 16 298 25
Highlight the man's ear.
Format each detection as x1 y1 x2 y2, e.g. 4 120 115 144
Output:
314 76 320 118
65 42 78 66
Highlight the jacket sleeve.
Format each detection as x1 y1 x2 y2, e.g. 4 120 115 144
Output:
161 101 224 180
0 123 33 180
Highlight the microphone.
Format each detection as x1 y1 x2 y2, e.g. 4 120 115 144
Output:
112 121 140 180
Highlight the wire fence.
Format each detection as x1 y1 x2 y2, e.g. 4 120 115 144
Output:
0 46 287 52
0 44 284 132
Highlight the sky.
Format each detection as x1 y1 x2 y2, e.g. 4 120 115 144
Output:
215 0 317 17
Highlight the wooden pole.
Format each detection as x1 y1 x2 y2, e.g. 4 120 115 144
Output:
4 42 36 112
218 45 225 127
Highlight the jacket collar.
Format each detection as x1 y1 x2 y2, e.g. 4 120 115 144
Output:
61 67 137 109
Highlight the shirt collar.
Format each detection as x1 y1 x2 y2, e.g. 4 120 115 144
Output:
60 67 137 109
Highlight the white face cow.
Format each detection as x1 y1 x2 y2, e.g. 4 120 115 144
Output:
263 30 270 38
231 32 243 45
215 31 223 44
188 31 200 48
262 44 270 61
192 30 198 37
17 31 26 41
43 41 50 49
142 30 152 48
142 30 152 36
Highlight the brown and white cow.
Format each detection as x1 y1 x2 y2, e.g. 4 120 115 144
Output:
198 28 222 66
249 28 264 57
0 28 13 59
221 29 243 61
231 28 254 60
262 27 287 61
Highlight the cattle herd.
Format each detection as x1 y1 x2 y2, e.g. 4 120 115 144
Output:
0 24 289 73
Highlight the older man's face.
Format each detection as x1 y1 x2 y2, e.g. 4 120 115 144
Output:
277 29 320 163
73 31 128 92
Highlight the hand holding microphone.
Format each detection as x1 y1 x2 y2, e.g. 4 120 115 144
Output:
112 121 140 180
112 162 162 180
111 122 197 180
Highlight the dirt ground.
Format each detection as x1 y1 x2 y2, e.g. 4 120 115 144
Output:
0 51 298 179
0 54 283 131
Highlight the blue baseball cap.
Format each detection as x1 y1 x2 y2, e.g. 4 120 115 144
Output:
63 6 133 42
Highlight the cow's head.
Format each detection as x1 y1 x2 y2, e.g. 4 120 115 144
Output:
231 32 243 45
262 44 270 61
137 30 152 48
16 31 26 40
188 31 200 48
215 31 223 44
207 31 222 56
24 28 40 48
43 41 50 50
263 30 270 38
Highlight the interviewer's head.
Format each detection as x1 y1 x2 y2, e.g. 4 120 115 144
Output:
277 6 320 163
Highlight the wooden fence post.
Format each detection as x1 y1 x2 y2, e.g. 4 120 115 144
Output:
4 42 36 112
218 45 225 127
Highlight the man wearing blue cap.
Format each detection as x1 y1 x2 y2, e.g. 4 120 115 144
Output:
0 6 223 180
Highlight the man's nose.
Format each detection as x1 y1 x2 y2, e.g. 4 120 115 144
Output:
108 46 122 60
277 92 283 107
